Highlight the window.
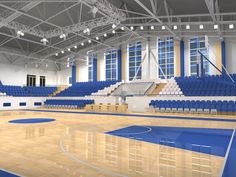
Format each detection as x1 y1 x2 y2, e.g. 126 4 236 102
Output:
27 75 36 86
158 37 175 79
105 49 117 81
128 41 142 81
40 76 45 87
190 36 209 76
88 53 96 82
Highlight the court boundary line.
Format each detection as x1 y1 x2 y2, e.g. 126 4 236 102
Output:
0 168 25 177
107 126 152 135
219 126 236 177
24 109 236 123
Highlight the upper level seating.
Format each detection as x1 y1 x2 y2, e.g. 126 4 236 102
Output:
56 81 117 97
159 79 183 96
149 100 236 113
44 99 94 109
24 86 57 97
0 85 32 97
92 82 122 96
0 84 56 97
175 75 236 96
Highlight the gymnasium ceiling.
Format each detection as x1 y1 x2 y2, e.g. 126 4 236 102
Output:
0 0 235 70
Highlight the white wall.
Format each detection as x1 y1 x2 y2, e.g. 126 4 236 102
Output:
0 97 46 110
225 38 236 74
56 67 71 85
0 63 58 86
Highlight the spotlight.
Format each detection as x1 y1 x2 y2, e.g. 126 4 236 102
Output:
96 36 99 40
186 25 190 30
74 45 77 49
88 40 92 43
104 33 107 37
61 50 64 54
17 30 24 37
67 48 71 51
121 26 124 30
112 30 116 34
81 42 84 46
150 26 154 30
112 24 116 29
40 38 48 45
199 24 204 29
130 26 134 30
162 26 166 30
214 24 219 29
140 26 144 30
229 24 234 29
173 25 178 30
55 53 58 56
59 34 66 40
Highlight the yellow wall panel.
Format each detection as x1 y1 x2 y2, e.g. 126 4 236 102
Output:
215 42 222 75
175 40 181 77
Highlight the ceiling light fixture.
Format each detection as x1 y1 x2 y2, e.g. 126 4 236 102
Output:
229 24 234 29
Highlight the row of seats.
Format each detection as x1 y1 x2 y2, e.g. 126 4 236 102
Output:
92 82 122 96
56 81 117 97
0 84 57 97
149 100 236 113
159 79 183 96
175 75 236 96
44 99 94 109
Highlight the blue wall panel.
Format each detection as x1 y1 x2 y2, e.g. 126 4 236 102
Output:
117 49 122 81
180 40 185 77
72 65 76 85
93 58 97 82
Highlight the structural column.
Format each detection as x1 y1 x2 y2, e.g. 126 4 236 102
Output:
180 40 185 77
117 48 122 81
221 41 226 75
72 64 76 85
93 57 97 82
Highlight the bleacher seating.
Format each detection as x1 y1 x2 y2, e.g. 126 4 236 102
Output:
0 84 56 97
0 85 32 97
0 92 7 97
159 79 183 96
44 99 94 109
56 81 117 97
175 75 236 96
149 100 236 114
24 86 57 97
92 82 122 96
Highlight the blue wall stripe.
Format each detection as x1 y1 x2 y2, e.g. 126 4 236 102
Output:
0 169 20 177
93 57 97 82
72 65 76 85
180 40 185 77
221 41 226 75
117 48 122 81
25 109 236 123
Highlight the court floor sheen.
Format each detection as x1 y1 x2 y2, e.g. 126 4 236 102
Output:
0 110 235 177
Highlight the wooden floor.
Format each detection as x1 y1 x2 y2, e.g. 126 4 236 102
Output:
0 110 235 177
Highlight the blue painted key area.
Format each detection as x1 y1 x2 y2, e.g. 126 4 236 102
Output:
9 118 55 124
106 126 233 157
0 170 20 177
222 130 236 177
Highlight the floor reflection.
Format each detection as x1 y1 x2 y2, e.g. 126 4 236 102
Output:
62 128 223 177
